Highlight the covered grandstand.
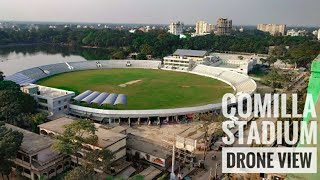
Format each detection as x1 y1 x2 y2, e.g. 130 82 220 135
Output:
5 60 162 85
5 60 256 121
73 90 127 106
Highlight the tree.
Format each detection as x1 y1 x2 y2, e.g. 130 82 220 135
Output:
140 44 153 55
136 53 147 60
63 166 98 180
0 90 37 126
84 149 115 173
0 80 20 91
0 71 4 81
199 113 224 160
53 120 97 166
28 112 47 133
0 122 23 179
129 175 144 180
111 51 126 59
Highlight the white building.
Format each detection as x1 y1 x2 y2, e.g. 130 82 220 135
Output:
318 29 320 40
168 21 184 35
207 53 259 74
129 29 136 33
312 30 318 36
163 49 208 69
195 21 214 36
287 29 307 37
21 84 75 116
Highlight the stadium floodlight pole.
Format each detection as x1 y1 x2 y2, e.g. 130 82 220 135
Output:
170 139 176 180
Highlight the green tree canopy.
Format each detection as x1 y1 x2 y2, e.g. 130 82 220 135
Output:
0 123 23 179
0 90 37 126
0 80 20 91
53 120 97 165
64 166 98 180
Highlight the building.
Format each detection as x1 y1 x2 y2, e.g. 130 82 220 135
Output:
168 21 184 35
206 53 259 74
239 27 244 32
6 124 70 180
257 24 286 36
312 30 318 36
195 21 214 36
38 117 127 172
175 127 207 163
127 134 172 168
286 29 307 36
136 166 163 180
216 18 232 35
21 84 75 116
163 49 208 69
318 29 320 40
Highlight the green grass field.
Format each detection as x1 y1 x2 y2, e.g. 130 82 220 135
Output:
37 69 233 110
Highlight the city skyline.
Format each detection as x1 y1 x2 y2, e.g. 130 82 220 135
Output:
0 0 319 26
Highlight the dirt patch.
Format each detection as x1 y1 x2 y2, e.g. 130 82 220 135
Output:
119 80 142 87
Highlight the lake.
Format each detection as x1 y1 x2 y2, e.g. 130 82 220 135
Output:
0 45 111 76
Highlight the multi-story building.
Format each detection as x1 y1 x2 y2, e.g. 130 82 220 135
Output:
205 53 259 75
168 21 184 35
287 29 307 37
38 117 127 173
6 124 70 180
163 49 208 69
257 24 286 36
127 134 172 169
21 84 75 116
216 18 232 35
195 21 214 36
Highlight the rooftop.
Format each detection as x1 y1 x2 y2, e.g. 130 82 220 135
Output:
177 127 205 140
138 166 162 180
22 84 75 98
173 49 207 57
210 53 259 62
38 117 126 148
127 134 171 159
5 124 53 154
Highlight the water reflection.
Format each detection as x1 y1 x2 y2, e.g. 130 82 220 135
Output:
0 45 111 76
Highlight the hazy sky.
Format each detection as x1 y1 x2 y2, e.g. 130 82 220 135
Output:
0 0 319 26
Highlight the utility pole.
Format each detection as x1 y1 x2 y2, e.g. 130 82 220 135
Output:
170 140 176 180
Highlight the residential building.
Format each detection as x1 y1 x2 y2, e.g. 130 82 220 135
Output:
6 124 70 180
168 21 184 35
163 49 208 69
216 18 232 35
127 134 172 168
21 84 75 116
257 24 286 36
287 29 307 36
195 21 214 36
38 117 127 172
